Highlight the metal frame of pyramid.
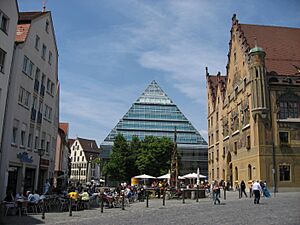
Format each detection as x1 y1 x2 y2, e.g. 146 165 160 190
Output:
100 80 208 175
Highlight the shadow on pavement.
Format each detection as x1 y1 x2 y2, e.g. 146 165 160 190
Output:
0 215 44 225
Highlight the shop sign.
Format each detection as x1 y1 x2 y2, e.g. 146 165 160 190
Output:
17 152 33 163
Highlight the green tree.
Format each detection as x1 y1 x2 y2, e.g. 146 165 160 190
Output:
125 136 140 181
136 136 173 177
103 134 128 182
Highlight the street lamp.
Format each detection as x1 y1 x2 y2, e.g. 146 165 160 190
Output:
38 148 45 193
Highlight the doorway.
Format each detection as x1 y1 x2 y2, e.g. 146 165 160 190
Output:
227 152 232 188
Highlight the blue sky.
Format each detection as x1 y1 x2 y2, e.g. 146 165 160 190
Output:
18 0 300 145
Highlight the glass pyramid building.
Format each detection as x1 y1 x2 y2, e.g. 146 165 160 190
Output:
100 80 208 175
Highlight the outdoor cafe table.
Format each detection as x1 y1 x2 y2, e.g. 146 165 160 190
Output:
15 199 28 216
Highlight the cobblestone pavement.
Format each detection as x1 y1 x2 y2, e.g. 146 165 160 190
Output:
1 191 300 225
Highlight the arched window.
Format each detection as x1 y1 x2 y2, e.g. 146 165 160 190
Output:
248 164 252 180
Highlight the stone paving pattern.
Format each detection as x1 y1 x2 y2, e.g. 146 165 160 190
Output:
1 191 300 225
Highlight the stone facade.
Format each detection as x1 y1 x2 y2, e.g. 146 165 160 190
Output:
0 10 59 199
0 0 18 199
206 14 300 191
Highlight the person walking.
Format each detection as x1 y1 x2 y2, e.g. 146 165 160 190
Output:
252 180 262 204
212 181 221 205
240 180 248 198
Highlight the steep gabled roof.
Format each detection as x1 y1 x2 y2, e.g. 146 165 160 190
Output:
206 69 227 103
77 137 100 154
241 24 300 76
229 14 300 76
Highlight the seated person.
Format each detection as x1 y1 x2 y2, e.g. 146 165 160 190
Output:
28 190 40 203
79 189 90 201
15 192 25 200
68 191 79 200
102 189 113 208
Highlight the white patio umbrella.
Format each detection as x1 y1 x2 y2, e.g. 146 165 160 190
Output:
157 173 170 179
157 173 186 180
134 174 156 179
134 174 156 184
183 172 206 179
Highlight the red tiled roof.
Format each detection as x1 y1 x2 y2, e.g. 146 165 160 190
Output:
16 24 30 43
59 123 69 136
16 12 47 43
240 24 300 76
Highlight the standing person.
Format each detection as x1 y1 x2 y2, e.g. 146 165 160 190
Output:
249 181 253 198
252 180 262 204
43 179 51 195
212 181 221 205
262 180 271 198
240 180 248 198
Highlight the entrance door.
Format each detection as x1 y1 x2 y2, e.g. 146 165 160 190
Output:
7 167 19 195
24 168 35 193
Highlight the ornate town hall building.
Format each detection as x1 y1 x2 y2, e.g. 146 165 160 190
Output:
206 15 300 191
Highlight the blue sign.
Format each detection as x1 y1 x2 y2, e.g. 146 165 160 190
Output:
17 152 33 163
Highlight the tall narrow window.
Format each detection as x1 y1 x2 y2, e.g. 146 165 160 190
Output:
34 136 39 149
28 132 33 148
22 56 29 73
42 44 47 59
48 51 52 65
248 164 252 180
45 20 49 33
235 167 238 181
47 79 51 92
0 48 6 73
12 120 19 144
35 35 40 50
234 141 238 154
0 12 9 33
21 130 26 146
246 135 251 149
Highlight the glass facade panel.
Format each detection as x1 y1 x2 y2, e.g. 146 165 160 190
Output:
101 80 208 175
